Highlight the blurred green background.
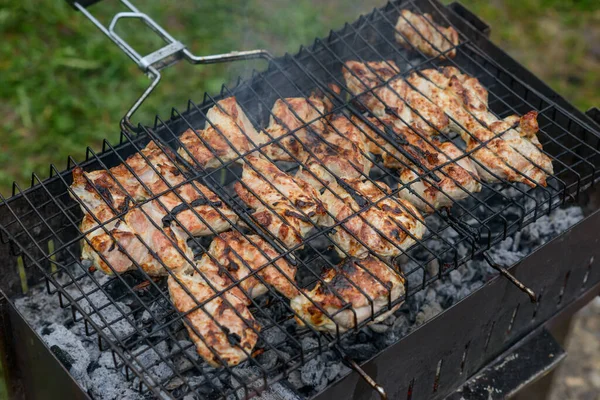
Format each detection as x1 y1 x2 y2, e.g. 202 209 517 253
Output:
0 0 599 396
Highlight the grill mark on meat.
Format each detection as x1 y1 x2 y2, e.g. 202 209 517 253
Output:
375 122 442 183
284 210 311 223
390 229 403 240
294 199 314 208
226 330 242 347
119 197 132 214
380 204 404 214
162 197 223 227
335 178 368 208
86 181 115 209
227 261 240 272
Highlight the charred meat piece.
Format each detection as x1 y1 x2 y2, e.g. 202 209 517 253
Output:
168 268 259 367
395 9 459 59
296 114 372 190
343 60 449 135
352 116 480 212
408 70 549 186
291 257 405 333
178 97 267 169
261 96 328 162
157 182 238 237
320 178 425 258
436 66 553 176
234 154 325 249
78 198 193 276
195 231 299 302
71 140 182 205
71 141 238 238
71 141 236 275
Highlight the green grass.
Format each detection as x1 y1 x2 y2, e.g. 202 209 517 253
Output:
1 0 599 196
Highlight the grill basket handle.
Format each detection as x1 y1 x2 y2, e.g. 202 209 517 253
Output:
68 0 273 131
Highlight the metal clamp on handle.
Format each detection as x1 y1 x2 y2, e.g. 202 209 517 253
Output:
69 0 273 130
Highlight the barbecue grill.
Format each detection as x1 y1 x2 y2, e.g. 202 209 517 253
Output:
1 1 600 399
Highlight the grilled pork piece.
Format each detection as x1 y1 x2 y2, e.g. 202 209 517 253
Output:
296 114 372 190
291 257 405 333
407 70 550 186
234 154 325 249
261 96 328 162
395 9 459 59
71 141 238 237
157 181 238 237
75 168 193 275
343 60 449 135
71 141 237 275
195 231 299 302
433 66 554 176
320 178 425 258
178 97 267 169
353 116 480 211
168 268 259 367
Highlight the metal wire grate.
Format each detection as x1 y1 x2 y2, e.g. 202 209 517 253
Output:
1 0 600 399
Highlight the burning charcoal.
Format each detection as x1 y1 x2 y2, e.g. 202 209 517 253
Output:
356 329 372 343
257 349 279 370
426 258 440 278
260 382 304 400
391 313 410 338
133 341 169 369
487 247 525 268
449 270 462 287
325 360 345 381
14 285 71 327
174 340 199 362
512 231 522 251
187 374 224 396
97 351 117 369
344 343 377 362
165 376 185 391
172 349 196 373
230 365 265 400
552 207 584 232
40 324 92 389
262 326 288 346
287 370 303 390
140 310 153 326
457 263 479 284
51 345 75 370
300 357 328 392
404 265 424 290
368 323 390 334
88 366 142 400
457 286 472 301
301 336 319 352
87 301 136 342
415 303 443 326
425 288 437 304
435 281 458 309
406 291 425 323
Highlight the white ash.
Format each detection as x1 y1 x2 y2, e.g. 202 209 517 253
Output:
13 202 583 400
41 323 93 389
